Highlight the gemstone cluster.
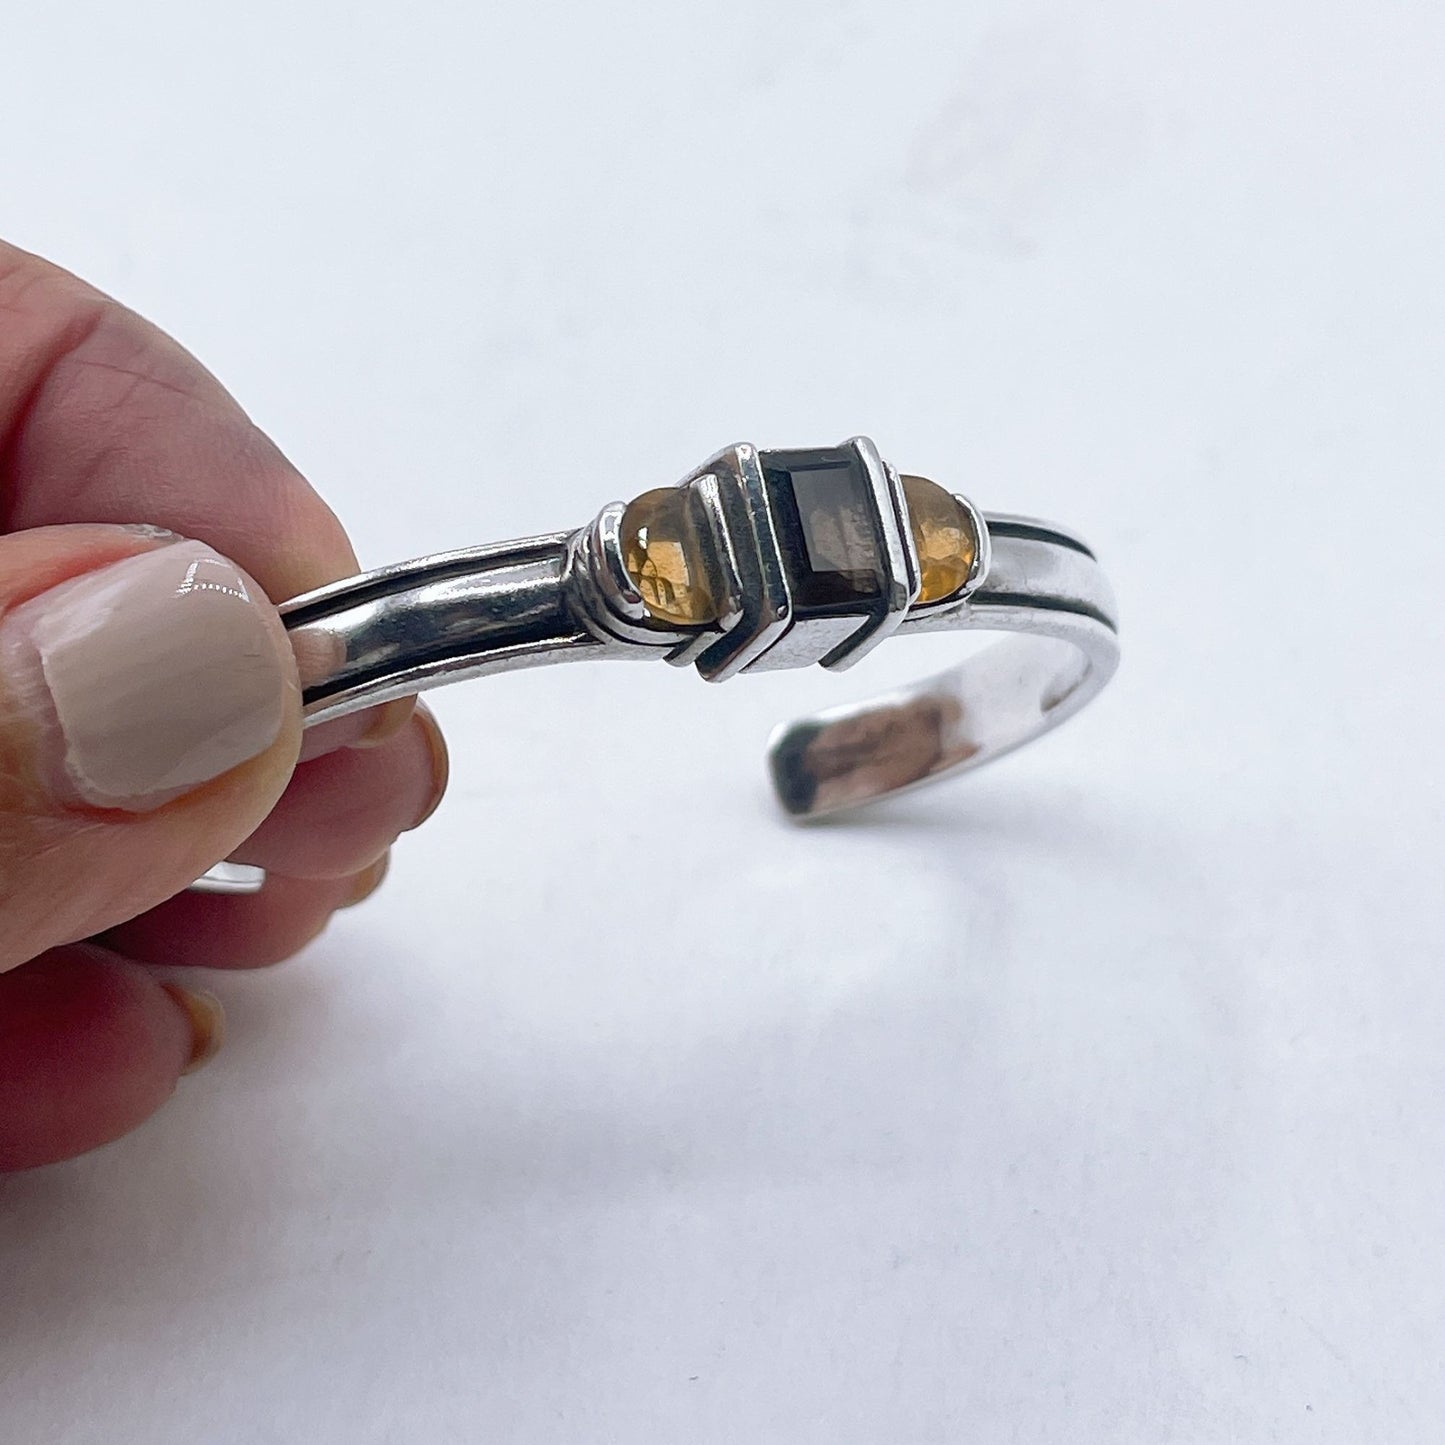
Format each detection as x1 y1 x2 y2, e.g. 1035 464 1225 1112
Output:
619 450 979 631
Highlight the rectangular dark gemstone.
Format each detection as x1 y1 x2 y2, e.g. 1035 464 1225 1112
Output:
761 446 885 615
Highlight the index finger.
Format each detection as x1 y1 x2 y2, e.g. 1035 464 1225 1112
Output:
0 238 358 602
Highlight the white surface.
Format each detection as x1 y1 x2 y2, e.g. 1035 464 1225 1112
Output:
3 1 1443 1440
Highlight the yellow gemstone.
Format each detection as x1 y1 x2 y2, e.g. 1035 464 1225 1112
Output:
620 486 720 626
902 474 977 604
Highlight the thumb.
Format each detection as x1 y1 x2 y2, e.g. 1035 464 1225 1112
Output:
0 524 302 971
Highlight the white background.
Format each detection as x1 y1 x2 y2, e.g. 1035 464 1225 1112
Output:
2 1 1444 1440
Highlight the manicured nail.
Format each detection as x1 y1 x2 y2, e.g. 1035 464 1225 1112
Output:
342 851 391 908
0 541 290 812
297 695 417 763
406 702 449 831
355 696 419 749
160 983 226 1075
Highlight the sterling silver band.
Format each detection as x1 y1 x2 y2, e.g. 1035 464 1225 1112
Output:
193 438 1118 893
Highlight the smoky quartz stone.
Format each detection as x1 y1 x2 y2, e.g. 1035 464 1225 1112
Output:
760 446 887 615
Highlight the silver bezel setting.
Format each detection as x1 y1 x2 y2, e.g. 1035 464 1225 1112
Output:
899 486 993 612
568 502 683 649
688 443 793 682
814 437 920 670
957 490 992 601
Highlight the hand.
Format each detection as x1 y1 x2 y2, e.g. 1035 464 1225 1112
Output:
0 240 448 1171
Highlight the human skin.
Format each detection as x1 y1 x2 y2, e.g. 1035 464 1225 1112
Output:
0 239 449 1170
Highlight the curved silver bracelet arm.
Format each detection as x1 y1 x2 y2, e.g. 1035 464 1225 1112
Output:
769 518 1117 816
282 533 603 725
279 515 1118 819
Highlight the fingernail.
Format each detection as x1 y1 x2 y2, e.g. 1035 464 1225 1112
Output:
0 541 291 812
406 702 449 831
160 983 226 1075
342 851 390 908
355 696 419 749
297 695 416 763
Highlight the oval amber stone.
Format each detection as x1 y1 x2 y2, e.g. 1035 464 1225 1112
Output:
620 487 720 626
902 474 977 604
